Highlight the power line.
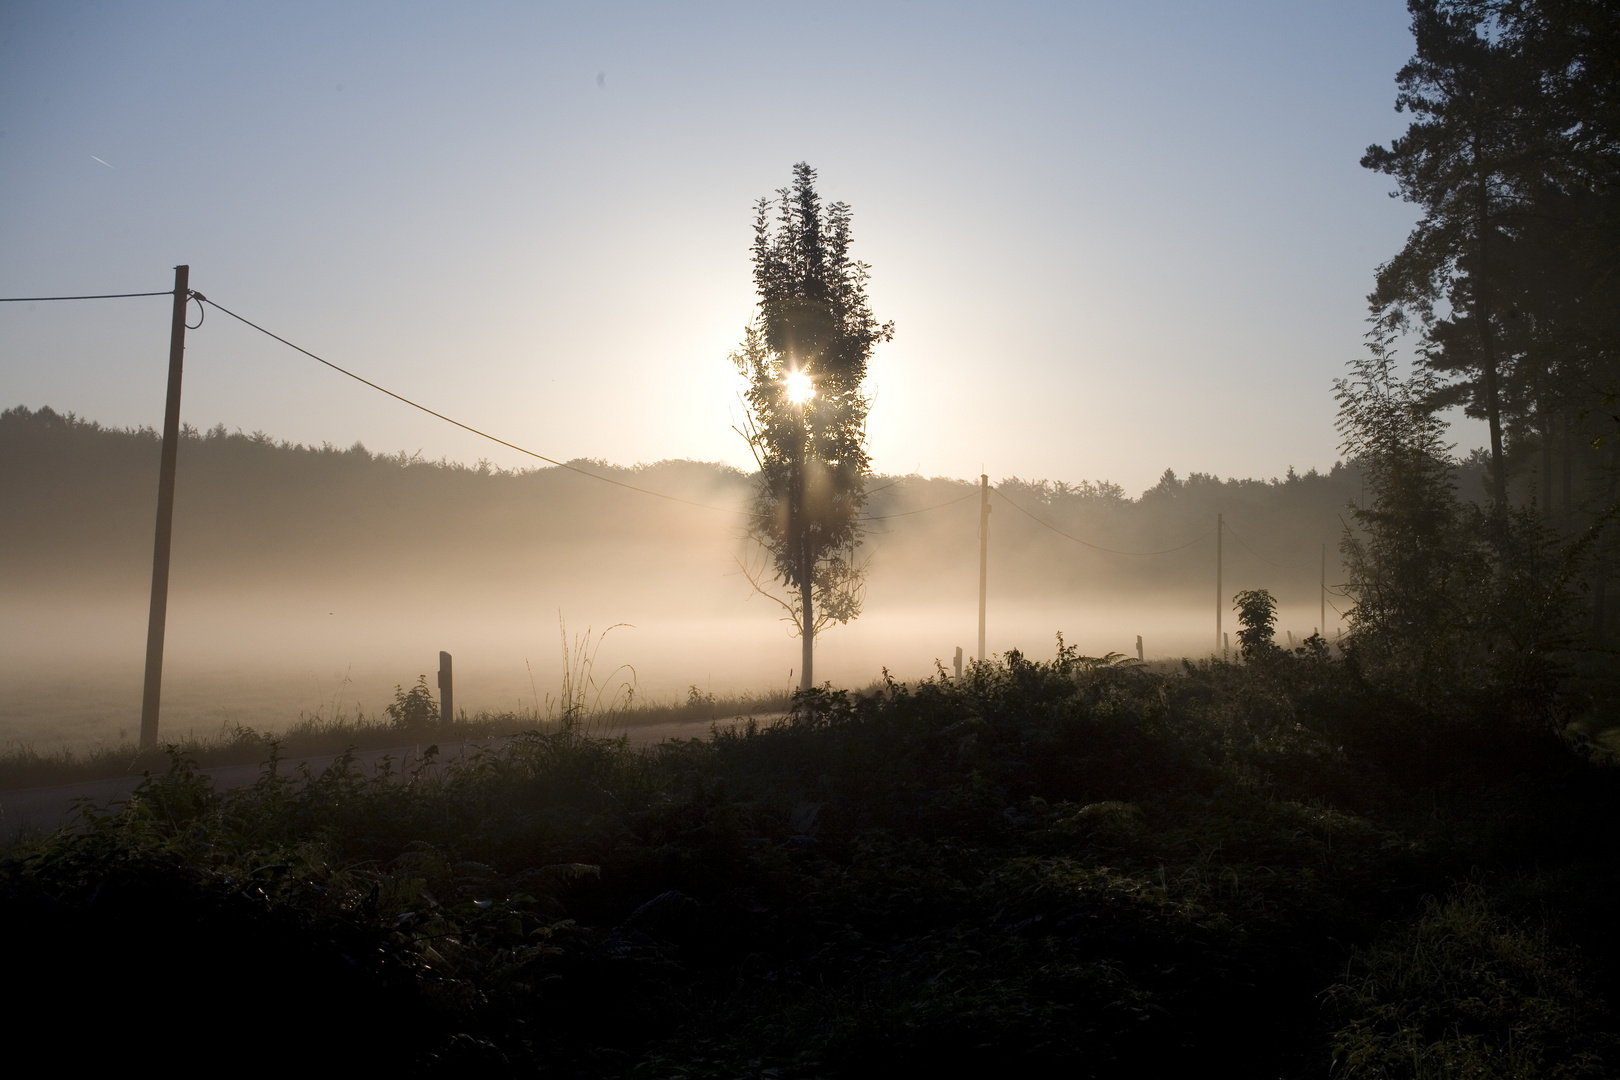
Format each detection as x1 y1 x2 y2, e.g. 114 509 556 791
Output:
862 476 909 498
992 488 1210 555
863 490 977 521
198 296 754 518
203 295 992 529
1221 521 1313 569
0 290 173 302
11 288 1266 561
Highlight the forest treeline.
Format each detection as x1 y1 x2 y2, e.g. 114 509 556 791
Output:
2 404 1365 616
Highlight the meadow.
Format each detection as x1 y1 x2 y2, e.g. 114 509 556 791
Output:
1 404 1362 750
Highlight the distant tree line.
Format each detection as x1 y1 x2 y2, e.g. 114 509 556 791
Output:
2 403 1360 625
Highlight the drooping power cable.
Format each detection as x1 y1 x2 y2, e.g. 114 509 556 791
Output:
992 488 1209 555
0 290 174 302
198 296 755 518
1221 521 1314 569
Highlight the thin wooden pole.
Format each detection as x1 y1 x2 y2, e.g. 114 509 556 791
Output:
1320 542 1326 639
438 651 454 724
977 474 990 663
1215 512 1223 658
139 264 190 750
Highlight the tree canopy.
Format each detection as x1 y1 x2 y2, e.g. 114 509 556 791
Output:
733 163 893 689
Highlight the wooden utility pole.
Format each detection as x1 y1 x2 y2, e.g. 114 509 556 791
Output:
138 265 191 751
977 474 990 663
438 651 454 724
1320 542 1326 639
1215 512 1223 659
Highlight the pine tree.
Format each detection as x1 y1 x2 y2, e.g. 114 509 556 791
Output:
1361 0 1548 506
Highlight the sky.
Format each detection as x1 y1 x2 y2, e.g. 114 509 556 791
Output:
0 0 1445 496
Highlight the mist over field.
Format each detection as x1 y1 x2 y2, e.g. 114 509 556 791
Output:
4 405 1359 748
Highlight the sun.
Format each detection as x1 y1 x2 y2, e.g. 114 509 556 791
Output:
784 369 815 405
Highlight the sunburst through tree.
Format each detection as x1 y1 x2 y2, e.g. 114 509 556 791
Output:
731 162 893 690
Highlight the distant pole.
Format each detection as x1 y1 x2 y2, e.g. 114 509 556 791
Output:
977 474 990 663
1135 635 1143 662
953 646 963 679
1320 542 1327 638
438 651 454 723
138 264 191 751
1215 512 1223 659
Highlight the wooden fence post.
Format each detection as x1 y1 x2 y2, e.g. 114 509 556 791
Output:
438 651 454 724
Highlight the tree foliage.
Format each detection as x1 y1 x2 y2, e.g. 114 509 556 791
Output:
732 163 892 680
1346 0 1620 716
1364 0 1620 517
1232 589 1279 658
1335 339 1575 720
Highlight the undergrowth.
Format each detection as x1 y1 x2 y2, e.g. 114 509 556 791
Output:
2 643 1615 1075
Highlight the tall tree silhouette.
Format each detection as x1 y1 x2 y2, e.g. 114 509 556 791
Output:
732 163 893 690
1362 0 1548 506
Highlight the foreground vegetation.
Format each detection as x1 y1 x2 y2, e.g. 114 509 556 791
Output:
4 643 1615 1076
0 683 793 791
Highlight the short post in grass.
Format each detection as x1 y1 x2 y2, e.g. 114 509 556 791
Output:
438 651 454 724
954 646 963 678
1136 635 1143 662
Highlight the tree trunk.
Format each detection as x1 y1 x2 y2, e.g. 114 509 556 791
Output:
1478 331 1506 506
1594 567 1608 640
794 422 813 693
1475 162 1508 507
1562 408 1574 528
1599 444 1620 641
800 570 814 691
1540 394 1553 514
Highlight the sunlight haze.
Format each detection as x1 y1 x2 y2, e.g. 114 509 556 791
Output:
2 1 1425 493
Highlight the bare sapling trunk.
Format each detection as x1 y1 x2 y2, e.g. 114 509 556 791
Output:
800 569 814 691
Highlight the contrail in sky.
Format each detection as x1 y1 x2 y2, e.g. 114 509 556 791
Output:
91 155 113 168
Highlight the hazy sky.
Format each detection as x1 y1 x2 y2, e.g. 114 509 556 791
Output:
1 1 1442 495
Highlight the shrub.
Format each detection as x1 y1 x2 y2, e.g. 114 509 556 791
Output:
1326 887 1616 1078
1233 588 1279 658
386 675 440 730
